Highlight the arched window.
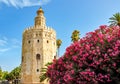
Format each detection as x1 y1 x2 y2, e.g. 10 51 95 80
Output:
36 54 40 60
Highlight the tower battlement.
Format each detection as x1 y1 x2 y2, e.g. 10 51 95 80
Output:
23 26 56 33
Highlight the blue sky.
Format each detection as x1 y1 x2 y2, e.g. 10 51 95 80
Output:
0 0 120 72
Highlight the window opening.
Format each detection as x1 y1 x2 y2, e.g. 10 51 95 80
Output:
47 40 49 43
37 40 39 43
37 69 39 72
28 40 30 44
36 54 40 72
36 54 40 60
54 56 56 59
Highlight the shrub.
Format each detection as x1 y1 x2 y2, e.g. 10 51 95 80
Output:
47 25 120 84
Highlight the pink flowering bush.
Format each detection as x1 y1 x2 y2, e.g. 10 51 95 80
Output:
47 25 120 84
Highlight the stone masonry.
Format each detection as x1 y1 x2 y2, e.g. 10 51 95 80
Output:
21 7 57 84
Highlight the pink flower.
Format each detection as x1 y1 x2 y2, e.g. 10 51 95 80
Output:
113 63 116 67
72 56 77 61
46 25 120 84
86 44 90 50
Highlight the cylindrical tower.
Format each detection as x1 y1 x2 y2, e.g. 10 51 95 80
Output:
21 7 57 84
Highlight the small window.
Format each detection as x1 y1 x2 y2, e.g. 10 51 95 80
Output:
36 54 40 60
54 56 56 59
28 40 30 44
37 40 39 43
37 69 39 72
47 40 49 43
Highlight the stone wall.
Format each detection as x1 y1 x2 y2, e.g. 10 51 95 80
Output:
21 8 57 84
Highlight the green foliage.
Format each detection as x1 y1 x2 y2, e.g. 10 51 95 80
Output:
71 30 80 42
45 62 53 67
56 39 62 49
10 66 21 79
0 67 2 80
40 62 52 82
40 73 47 82
0 66 21 81
0 67 9 81
5 72 14 81
2 71 9 80
109 12 120 27
56 39 62 57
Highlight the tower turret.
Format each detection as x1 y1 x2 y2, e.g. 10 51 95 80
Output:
35 7 46 28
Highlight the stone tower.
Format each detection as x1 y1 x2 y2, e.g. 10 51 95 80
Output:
21 7 57 84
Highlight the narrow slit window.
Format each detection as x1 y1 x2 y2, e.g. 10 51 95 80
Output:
37 40 39 43
47 40 49 43
54 56 56 59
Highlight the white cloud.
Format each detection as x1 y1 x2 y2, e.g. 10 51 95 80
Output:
0 39 7 46
0 0 9 5
0 48 10 52
0 36 21 53
0 37 9 53
11 38 21 45
0 0 51 8
11 38 21 48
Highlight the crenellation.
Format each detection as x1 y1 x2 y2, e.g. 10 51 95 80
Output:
23 26 34 33
45 26 55 33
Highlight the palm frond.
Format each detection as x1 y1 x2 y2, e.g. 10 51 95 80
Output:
109 23 117 27
109 17 117 20
45 62 53 66
39 62 53 82
109 12 120 27
40 73 47 82
41 69 47 72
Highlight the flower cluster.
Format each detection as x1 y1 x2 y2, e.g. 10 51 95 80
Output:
47 25 120 84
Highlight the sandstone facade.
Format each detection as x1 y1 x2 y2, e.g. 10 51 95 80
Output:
21 8 56 84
